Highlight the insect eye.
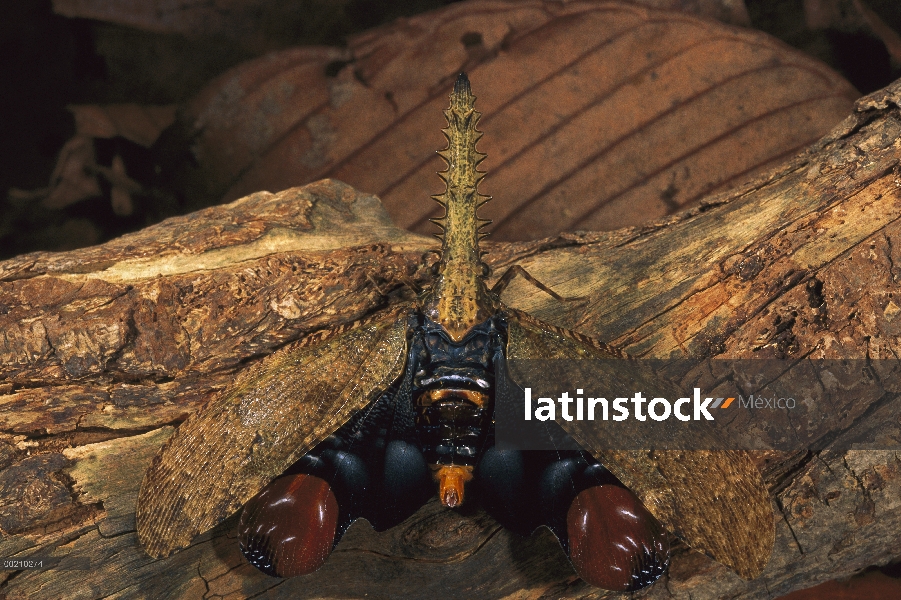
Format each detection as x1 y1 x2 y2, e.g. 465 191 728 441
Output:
481 262 490 277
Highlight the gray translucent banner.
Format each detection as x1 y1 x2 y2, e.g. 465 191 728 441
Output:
496 359 901 451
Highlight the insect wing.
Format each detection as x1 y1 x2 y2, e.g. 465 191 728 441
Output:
503 308 774 579
136 308 410 558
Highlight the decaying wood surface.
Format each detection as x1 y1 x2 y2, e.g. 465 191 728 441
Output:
3 77 901 599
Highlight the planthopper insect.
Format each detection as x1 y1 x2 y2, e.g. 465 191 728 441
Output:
136 73 774 591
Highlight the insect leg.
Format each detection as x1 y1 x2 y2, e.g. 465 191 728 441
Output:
566 483 670 591
545 457 670 591
237 408 379 578
238 473 340 578
490 265 586 302
373 344 433 530
475 446 534 535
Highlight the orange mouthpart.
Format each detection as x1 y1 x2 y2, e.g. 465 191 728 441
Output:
432 465 474 508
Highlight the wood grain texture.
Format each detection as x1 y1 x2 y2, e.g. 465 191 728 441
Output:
160 0 858 240
3 79 901 598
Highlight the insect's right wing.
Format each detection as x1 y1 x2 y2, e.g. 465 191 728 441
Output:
504 308 774 581
136 307 411 559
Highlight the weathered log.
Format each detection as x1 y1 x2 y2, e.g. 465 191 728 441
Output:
3 77 901 599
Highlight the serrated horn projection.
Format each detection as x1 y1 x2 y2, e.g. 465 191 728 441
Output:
420 73 498 342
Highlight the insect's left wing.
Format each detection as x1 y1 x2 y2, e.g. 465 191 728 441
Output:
136 307 411 558
504 308 774 580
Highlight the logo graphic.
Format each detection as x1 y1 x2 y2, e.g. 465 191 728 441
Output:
523 388 737 422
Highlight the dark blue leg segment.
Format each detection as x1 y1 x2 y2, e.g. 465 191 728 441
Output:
371 439 433 530
476 447 535 535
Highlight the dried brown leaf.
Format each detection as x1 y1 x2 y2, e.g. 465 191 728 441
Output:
13 104 171 211
51 0 750 38
69 104 177 148
168 0 857 241
41 135 102 210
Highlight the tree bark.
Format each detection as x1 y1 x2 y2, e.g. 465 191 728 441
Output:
3 78 901 600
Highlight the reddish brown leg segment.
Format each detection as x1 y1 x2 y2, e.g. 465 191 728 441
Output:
566 484 670 591
238 473 339 578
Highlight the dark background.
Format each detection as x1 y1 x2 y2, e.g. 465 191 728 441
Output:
1 0 900 260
